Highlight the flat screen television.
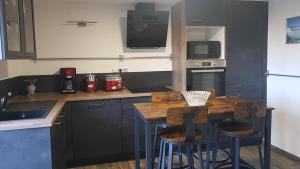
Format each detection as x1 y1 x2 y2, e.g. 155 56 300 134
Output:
127 10 169 48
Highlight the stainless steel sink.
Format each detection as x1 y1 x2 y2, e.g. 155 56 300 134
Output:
0 109 49 121
0 101 56 121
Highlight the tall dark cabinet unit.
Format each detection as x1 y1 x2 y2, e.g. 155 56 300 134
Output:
172 0 268 100
0 0 36 59
226 1 268 100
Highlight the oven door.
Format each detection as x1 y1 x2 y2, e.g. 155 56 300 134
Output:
187 68 226 96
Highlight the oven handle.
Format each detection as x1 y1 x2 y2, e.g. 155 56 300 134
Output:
191 69 225 73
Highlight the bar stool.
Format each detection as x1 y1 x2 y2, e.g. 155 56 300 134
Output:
157 106 209 169
212 101 267 169
152 91 183 165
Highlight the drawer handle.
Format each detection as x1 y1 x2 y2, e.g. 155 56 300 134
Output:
88 103 105 109
189 19 204 23
230 84 242 88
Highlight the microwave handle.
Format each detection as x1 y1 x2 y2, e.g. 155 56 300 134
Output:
191 69 225 73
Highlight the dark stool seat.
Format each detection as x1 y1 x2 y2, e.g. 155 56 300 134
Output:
160 127 203 143
212 101 267 169
218 121 254 137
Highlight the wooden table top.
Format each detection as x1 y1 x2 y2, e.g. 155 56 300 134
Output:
134 97 274 121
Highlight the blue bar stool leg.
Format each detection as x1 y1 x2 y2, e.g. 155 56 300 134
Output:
257 137 264 169
153 125 159 166
197 144 204 169
168 143 174 169
205 125 210 169
190 145 194 169
158 140 164 169
178 144 183 168
230 137 235 168
162 142 167 169
187 145 193 169
234 137 240 169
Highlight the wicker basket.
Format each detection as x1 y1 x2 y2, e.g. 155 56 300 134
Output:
181 91 211 107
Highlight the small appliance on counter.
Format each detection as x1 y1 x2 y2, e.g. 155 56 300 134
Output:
104 74 123 91
85 74 98 92
24 79 37 96
60 68 77 94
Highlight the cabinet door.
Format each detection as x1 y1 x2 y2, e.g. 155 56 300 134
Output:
186 0 228 26
121 97 151 156
4 0 22 54
72 99 122 160
63 103 73 162
51 111 66 169
22 0 36 56
226 1 268 100
1 0 36 59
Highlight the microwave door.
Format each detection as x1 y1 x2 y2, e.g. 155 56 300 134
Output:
188 69 226 96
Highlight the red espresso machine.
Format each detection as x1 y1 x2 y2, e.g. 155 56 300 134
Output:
60 68 77 94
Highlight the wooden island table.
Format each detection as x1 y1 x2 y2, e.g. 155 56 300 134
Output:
133 97 274 169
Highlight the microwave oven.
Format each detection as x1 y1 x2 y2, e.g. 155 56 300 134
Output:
187 41 221 59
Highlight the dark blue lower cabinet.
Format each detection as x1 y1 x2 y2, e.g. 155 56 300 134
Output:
71 99 123 163
0 128 52 169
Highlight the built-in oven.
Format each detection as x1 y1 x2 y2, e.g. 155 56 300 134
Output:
186 60 226 96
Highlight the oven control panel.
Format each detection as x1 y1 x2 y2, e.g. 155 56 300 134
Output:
187 59 226 68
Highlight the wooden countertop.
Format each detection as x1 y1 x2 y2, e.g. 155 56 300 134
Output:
134 97 274 121
0 89 152 131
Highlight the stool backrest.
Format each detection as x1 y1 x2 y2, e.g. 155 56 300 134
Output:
152 91 182 103
234 101 267 133
167 106 208 142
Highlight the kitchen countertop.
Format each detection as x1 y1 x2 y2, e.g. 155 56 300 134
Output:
0 89 154 131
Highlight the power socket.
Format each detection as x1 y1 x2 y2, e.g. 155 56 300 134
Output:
119 67 128 72
112 68 119 73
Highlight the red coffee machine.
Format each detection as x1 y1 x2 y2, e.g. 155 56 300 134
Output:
60 68 77 94
85 74 98 92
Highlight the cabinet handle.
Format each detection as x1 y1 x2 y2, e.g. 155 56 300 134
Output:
54 117 63 126
88 103 105 109
189 19 204 23
230 84 242 88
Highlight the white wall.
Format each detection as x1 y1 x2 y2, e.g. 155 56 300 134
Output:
1 0 172 79
268 0 300 157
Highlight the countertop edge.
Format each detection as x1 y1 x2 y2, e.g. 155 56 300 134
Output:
0 90 154 131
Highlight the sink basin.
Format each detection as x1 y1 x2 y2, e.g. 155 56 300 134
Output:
128 86 173 93
0 101 56 122
0 109 49 121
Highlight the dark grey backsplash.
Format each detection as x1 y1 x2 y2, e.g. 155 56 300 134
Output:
0 77 21 99
16 71 172 95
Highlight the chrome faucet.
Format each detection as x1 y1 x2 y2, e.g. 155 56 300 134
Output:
0 97 8 112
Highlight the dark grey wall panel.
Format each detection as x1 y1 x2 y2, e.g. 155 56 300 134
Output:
0 77 21 99
19 71 172 94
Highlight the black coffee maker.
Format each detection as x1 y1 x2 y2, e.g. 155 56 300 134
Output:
60 68 77 94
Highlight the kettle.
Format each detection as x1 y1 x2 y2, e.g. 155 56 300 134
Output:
86 74 98 92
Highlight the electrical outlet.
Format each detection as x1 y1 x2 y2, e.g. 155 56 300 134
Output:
112 68 119 73
119 67 128 72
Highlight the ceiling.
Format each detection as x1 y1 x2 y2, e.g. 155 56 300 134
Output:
63 0 181 6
